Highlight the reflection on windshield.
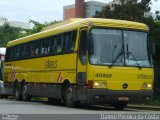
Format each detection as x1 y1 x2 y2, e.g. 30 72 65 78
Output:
90 29 124 65
89 28 151 67
124 31 150 67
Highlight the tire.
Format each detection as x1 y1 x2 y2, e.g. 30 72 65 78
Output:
112 102 128 110
48 98 61 104
64 84 76 108
15 83 22 101
22 83 31 101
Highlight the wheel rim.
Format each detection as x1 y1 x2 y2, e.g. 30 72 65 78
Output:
15 85 19 98
66 86 73 104
22 85 27 100
15 85 19 99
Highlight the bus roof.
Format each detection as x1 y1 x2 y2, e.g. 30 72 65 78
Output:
7 18 148 47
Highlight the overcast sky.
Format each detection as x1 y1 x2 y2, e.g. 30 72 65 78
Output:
0 0 160 23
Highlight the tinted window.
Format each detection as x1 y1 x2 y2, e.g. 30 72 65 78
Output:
5 48 11 61
42 38 50 55
6 30 77 61
79 29 87 65
90 29 123 65
56 34 64 53
124 31 150 67
64 30 77 52
50 36 57 54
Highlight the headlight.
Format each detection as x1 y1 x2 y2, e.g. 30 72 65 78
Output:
93 81 106 88
94 82 99 87
142 83 152 89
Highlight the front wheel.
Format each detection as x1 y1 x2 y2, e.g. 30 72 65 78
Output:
64 84 77 108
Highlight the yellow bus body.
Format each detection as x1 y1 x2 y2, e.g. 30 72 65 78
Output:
4 18 153 108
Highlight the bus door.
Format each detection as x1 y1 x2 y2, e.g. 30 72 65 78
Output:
76 28 88 100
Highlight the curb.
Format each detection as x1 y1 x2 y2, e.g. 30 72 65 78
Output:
127 104 160 111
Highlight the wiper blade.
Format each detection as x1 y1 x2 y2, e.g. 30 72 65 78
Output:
127 52 142 69
126 44 142 69
108 52 122 68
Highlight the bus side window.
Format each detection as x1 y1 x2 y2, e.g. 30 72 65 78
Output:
56 34 63 53
6 48 11 61
20 44 25 58
31 41 35 57
32 40 41 57
64 30 77 52
24 42 31 58
64 33 69 52
79 29 87 65
71 30 77 51
35 40 41 56
12 47 16 60
50 36 56 54
41 38 50 55
14 46 18 60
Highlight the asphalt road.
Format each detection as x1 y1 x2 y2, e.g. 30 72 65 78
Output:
0 98 159 114
0 98 160 120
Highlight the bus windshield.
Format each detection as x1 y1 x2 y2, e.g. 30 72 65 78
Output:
89 28 151 67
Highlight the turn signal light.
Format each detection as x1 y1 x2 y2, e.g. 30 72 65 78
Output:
87 80 93 89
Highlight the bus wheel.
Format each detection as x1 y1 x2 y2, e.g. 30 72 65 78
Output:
15 83 21 100
112 102 128 110
64 84 76 108
22 84 31 101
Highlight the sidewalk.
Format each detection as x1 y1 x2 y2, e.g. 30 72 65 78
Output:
128 104 160 111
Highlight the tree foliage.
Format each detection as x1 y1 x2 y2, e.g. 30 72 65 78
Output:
94 0 160 43
0 24 22 47
95 0 153 23
0 20 60 47
28 20 60 34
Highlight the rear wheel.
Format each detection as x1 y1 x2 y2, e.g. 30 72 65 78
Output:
15 83 21 100
64 84 76 108
22 83 31 101
112 102 128 110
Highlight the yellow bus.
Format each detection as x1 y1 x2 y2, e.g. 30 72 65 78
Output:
4 18 154 109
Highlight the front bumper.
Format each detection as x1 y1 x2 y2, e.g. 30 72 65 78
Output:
86 89 153 103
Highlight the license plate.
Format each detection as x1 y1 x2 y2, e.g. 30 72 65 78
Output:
118 97 129 101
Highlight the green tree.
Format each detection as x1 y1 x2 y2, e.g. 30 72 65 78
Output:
94 0 160 43
0 24 22 47
155 10 160 22
28 20 60 34
0 20 61 47
95 0 153 24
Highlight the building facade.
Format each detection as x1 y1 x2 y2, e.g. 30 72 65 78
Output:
0 16 30 29
63 0 107 20
0 16 8 26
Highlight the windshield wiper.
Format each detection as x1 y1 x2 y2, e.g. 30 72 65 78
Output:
108 52 123 68
126 44 142 69
109 45 123 68
127 52 142 69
